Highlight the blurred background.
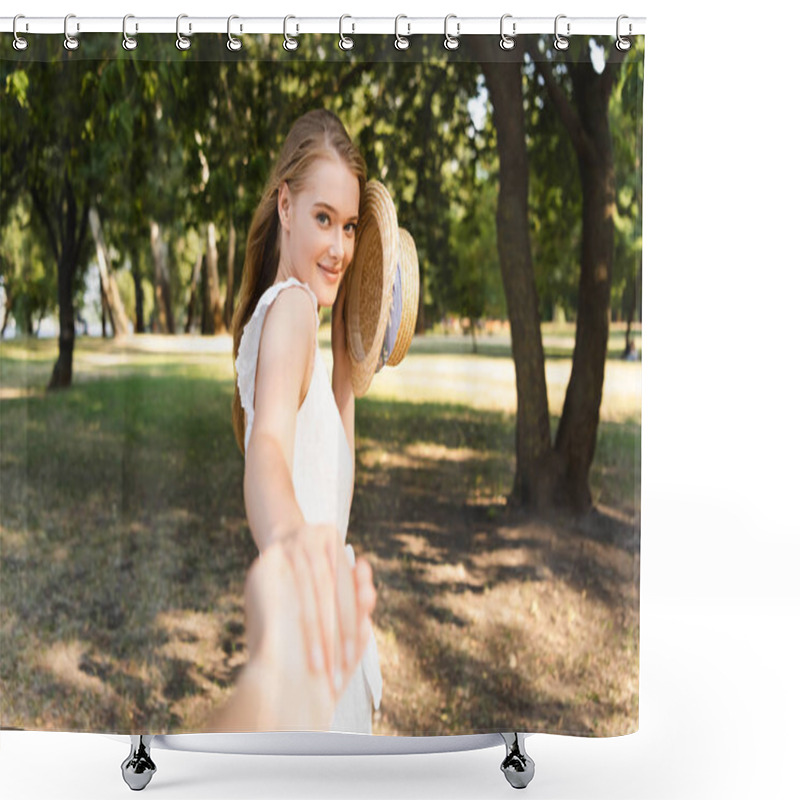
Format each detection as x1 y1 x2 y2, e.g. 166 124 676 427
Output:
1 31 642 736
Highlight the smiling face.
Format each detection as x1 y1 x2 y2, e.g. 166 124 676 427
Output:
275 155 361 308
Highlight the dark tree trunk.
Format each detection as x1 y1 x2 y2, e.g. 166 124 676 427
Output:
202 223 224 334
100 273 108 338
535 51 623 512
185 250 203 333
30 176 88 390
201 251 210 334
623 263 639 358
473 42 555 509
223 215 236 330
49 206 86 388
131 246 145 333
554 153 614 510
149 221 175 334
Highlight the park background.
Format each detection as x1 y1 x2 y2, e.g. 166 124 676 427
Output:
2 1 799 800
0 26 644 735
0 26 643 736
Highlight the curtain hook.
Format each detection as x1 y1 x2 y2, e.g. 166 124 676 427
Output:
616 15 632 51
554 14 570 51
500 14 516 50
122 14 138 51
64 13 79 51
444 14 460 51
283 15 298 51
227 15 243 51
12 14 29 51
339 15 355 50
176 14 191 50
394 15 410 50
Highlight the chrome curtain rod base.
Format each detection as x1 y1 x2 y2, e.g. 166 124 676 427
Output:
121 735 157 791
500 732 535 789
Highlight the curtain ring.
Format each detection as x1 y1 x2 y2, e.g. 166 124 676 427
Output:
554 14 570 51
616 15 632 51
176 14 191 50
394 15 410 51
339 15 354 50
12 15 29 51
444 14 459 51
499 14 515 50
64 13 79 51
283 15 298 51
122 15 138 51
227 15 242 51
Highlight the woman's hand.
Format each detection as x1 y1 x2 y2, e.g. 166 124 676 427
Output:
207 527 377 732
269 523 372 699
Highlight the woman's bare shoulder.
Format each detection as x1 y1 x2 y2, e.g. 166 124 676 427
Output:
255 284 318 403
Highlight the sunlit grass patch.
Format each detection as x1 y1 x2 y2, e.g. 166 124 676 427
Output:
1 331 639 735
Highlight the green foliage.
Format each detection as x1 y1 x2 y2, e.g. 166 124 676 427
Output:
524 53 583 321
1 33 643 343
0 199 57 333
448 177 506 323
609 37 644 323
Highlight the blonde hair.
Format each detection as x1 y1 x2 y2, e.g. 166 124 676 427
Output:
231 109 367 454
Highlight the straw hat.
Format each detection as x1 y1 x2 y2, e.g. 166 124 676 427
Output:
345 180 419 397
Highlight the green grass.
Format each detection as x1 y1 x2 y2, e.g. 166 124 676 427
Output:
0 334 640 735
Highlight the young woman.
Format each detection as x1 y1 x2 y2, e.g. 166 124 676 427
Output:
227 109 382 733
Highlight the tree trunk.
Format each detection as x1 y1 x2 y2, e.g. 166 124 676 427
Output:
149 221 175 334
131 246 145 333
2 284 13 336
30 176 88 390
202 222 224 334
89 206 129 339
550 60 619 512
623 263 639 358
223 215 236 330
100 272 108 338
474 45 555 509
48 199 86 389
185 249 203 333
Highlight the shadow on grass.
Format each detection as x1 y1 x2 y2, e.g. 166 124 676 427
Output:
0 371 639 735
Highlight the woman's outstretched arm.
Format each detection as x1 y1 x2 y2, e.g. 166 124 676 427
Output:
243 286 316 551
205 546 377 732
241 285 360 701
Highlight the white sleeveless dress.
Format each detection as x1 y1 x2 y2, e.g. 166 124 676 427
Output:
235 277 382 734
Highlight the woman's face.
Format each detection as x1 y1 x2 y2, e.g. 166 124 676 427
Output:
277 156 360 308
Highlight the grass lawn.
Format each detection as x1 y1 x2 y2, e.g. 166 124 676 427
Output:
0 329 639 736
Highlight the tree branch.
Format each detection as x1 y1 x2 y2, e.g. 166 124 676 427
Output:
527 45 592 162
30 184 61 264
76 199 90 268
331 61 372 100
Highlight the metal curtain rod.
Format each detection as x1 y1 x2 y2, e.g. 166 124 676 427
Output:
0 15 646 37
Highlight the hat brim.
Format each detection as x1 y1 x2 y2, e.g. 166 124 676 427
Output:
345 181 399 397
386 227 419 368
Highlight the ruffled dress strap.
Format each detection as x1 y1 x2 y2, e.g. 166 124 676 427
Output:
235 278 319 455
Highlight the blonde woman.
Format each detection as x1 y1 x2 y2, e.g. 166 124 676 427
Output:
227 109 382 733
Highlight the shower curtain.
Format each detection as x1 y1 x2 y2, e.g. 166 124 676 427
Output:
0 22 643 740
